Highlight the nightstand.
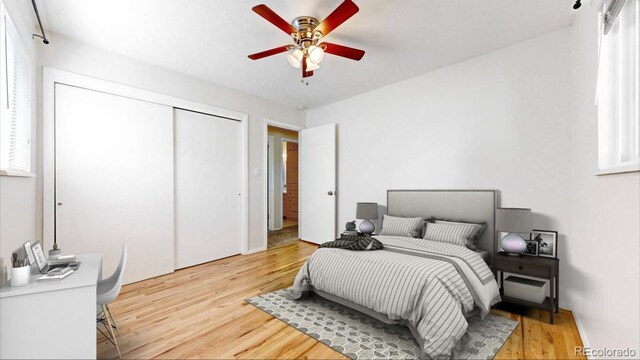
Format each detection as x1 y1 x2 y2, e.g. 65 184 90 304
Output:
491 252 559 324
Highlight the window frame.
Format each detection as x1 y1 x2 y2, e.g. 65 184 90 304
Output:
0 1 33 177
596 0 640 176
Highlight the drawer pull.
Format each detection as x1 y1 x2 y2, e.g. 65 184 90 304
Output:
518 265 523 270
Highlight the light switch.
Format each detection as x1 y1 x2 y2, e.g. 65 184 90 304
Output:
254 167 261 177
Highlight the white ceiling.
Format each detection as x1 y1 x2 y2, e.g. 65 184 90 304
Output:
38 0 574 109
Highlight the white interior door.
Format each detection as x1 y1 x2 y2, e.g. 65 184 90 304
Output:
55 84 174 284
299 123 336 244
174 109 242 269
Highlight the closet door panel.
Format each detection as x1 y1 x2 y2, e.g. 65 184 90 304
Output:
55 84 174 284
174 109 242 269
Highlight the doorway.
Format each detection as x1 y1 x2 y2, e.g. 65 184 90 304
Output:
266 125 299 248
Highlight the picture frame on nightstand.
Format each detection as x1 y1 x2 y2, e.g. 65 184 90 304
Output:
532 230 558 258
524 240 538 256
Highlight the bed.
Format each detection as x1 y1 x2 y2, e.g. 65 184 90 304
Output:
286 190 501 359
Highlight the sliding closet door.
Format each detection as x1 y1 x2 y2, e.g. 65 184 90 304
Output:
174 109 242 269
55 84 174 284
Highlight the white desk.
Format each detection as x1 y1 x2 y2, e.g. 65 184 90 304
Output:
0 254 102 359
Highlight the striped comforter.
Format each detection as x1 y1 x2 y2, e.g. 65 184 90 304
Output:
286 235 500 359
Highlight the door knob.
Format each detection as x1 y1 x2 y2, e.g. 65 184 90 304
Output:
328 191 334 196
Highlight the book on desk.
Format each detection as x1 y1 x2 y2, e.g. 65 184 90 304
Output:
38 266 75 281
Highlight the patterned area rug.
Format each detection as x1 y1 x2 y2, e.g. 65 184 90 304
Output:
247 290 518 360
268 225 299 248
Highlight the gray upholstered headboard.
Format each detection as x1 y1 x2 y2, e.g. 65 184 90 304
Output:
386 190 497 254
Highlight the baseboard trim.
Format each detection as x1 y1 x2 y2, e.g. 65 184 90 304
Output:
244 246 267 255
298 239 320 246
572 309 591 359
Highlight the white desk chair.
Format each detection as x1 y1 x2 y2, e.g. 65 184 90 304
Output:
96 245 127 358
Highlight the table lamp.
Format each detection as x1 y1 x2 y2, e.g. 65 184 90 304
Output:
496 208 532 255
356 202 378 235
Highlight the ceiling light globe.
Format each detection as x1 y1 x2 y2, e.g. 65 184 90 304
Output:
305 58 320 71
308 45 325 64
287 49 303 68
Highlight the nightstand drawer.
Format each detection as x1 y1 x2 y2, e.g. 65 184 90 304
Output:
495 259 549 278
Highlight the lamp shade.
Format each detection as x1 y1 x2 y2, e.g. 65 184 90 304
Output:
287 49 303 68
495 208 532 233
305 58 320 71
308 45 325 64
356 202 378 220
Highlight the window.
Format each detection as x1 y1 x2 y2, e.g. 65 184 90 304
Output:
0 2 32 175
597 0 639 173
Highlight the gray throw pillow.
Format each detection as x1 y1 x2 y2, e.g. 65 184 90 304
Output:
380 215 424 237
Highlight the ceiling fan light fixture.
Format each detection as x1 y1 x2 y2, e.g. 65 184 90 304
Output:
248 2 365 79
308 45 325 64
287 49 303 68
305 58 320 71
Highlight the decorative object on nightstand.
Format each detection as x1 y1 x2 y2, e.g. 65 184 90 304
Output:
496 208 532 255
356 202 378 235
342 221 359 237
345 220 357 231
491 253 560 324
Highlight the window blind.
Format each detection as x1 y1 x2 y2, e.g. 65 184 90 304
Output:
597 0 639 170
1 6 32 174
603 0 631 34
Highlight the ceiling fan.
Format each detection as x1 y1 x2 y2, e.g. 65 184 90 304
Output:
248 0 365 79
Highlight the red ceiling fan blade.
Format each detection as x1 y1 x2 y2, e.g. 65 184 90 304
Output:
321 42 365 61
252 4 295 35
248 45 291 60
315 0 359 37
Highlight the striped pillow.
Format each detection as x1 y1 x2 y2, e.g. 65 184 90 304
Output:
423 222 478 248
433 220 486 249
380 215 424 237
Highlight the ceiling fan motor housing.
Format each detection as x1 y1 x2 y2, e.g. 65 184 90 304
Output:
291 16 322 48
248 2 365 78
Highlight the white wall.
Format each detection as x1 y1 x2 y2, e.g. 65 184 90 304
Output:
35 34 305 253
0 0 38 283
569 3 640 354
307 28 574 300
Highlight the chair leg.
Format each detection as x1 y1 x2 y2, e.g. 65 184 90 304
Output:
102 304 121 358
105 304 121 338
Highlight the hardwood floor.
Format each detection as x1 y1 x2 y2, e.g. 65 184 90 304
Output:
98 241 585 359
282 218 298 228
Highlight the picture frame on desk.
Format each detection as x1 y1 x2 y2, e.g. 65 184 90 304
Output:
532 230 558 258
23 241 35 265
30 242 48 271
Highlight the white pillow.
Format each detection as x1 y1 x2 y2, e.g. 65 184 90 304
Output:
380 215 424 237
423 222 478 248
